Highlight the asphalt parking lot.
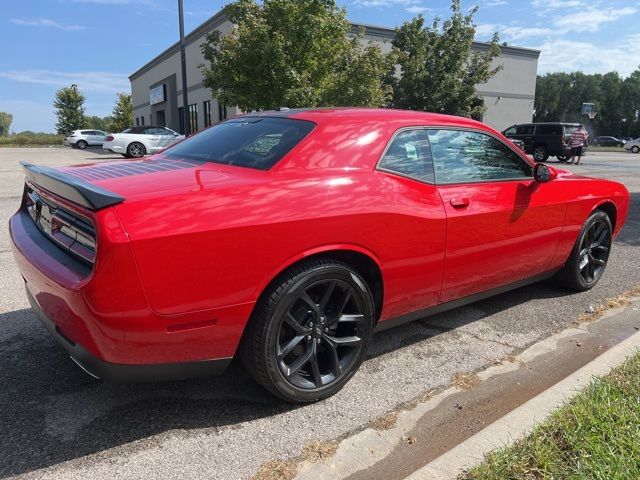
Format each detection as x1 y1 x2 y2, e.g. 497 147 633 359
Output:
1 147 639 480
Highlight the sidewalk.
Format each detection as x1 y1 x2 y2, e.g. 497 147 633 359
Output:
295 297 640 480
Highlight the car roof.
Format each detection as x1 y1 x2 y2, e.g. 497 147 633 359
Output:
241 107 490 131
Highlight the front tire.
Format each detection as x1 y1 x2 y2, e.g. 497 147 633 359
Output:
76 140 88 150
241 260 375 403
127 142 146 158
632 146 640 154
557 210 612 291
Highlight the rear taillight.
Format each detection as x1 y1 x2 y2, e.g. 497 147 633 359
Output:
105 135 114 141
25 185 97 265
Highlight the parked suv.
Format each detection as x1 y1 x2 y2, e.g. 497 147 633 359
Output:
502 122 582 162
64 130 107 149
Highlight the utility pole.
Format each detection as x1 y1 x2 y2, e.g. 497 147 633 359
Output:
178 0 190 136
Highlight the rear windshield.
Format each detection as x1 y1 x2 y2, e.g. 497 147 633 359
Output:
163 117 315 170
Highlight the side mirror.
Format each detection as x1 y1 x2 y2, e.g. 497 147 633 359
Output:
534 163 558 183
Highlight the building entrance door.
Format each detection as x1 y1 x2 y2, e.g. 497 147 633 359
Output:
156 110 166 127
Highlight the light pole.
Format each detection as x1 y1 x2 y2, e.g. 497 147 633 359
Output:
178 0 190 136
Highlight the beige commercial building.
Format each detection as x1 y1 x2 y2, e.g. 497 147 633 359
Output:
130 10 540 134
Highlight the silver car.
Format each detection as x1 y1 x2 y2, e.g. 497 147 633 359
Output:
624 138 640 154
103 126 183 158
64 130 107 149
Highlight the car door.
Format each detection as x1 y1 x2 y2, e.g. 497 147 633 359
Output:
143 127 163 153
537 124 563 155
516 124 536 153
428 128 567 303
375 128 447 317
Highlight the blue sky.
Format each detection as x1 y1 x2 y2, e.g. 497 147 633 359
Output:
2 0 639 132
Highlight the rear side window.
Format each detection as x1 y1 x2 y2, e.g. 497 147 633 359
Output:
378 129 434 183
163 117 315 170
427 129 532 184
538 125 562 135
516 125 535 135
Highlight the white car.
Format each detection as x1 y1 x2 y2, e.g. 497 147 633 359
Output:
64 130 107 149
103 126 184 158
624 138 640 154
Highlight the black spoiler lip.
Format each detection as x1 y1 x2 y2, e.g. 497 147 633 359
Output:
20 161 125 210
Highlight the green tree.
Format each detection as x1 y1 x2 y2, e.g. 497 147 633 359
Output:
201 0 393 111
390 0 502 118
0 112 12 136
53 87 86 135
109 92 133 133
85 115 113 131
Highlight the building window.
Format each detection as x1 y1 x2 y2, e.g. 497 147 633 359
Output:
203 100 212 127
141 115 145 126
136 117 139 126
178 107 185 134
218 102 227 121
188 103 198 133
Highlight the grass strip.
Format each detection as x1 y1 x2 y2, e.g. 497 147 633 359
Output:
461 350 640 480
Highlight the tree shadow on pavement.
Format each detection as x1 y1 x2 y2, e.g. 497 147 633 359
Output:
0 278 573 478
1 192 637 478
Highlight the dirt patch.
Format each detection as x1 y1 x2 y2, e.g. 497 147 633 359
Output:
577 287 640 323
302 440 338 462
252 460 298 480
453 372 482 390
370 411 399 431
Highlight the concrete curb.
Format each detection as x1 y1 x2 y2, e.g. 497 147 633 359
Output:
405 328 640 480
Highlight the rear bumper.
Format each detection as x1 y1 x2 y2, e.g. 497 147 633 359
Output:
103 143 125 153
10 205 250 378
25 286 232 381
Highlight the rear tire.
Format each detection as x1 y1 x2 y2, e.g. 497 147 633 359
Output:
533 145 549 162
632 146 640 154
240 259 375 403
556 154 570 162
557 210 612 292
127 142 146 158
76 140 88 150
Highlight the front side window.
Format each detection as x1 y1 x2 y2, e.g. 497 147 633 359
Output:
427 129 533 184
378 129 434 183
163 117 315 170
503 126 517 136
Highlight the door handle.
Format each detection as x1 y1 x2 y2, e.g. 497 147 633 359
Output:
450 198 470 208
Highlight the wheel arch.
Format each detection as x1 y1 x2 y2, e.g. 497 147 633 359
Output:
592 201 617 232
253 245 385 322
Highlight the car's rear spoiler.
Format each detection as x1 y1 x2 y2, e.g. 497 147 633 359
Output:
21 161 124 210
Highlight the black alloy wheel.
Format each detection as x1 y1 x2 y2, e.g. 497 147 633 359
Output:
556 154 570 162
558 210 612 291
276 279 366 390
577 219 611 285
241 260 375 403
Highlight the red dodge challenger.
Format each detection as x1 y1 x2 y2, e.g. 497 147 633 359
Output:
10 108 629 402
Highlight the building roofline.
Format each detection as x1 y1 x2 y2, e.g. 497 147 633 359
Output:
129 10 541 82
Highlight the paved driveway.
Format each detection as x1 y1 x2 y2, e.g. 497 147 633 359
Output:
1 148 639 479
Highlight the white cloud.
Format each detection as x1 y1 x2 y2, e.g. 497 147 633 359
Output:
10 18 85 31
553 6 637 32
476 23 553 41
537 33 640 77
485 0 508 6
0 70 129 94
406 5 433 14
